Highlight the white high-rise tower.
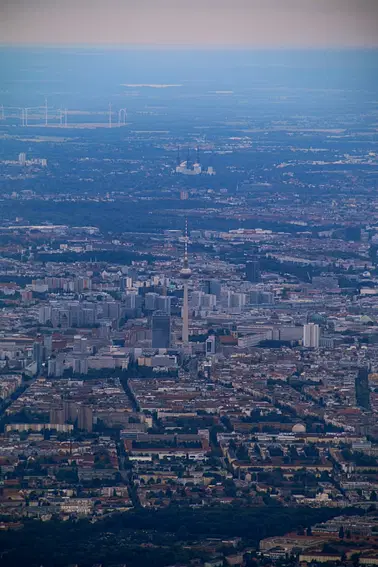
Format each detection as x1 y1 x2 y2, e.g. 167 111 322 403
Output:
180 219 192 345
303 323 320 348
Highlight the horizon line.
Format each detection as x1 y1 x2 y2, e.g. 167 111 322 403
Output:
1 43 378 51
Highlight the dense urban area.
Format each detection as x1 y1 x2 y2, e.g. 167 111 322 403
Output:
0 48 378 567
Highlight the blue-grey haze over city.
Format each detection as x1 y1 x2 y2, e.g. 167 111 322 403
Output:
1 1 378 566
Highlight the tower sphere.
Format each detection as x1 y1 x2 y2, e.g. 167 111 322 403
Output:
180 267 192 279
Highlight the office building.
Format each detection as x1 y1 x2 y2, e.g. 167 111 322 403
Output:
303 323 320 348
74 276 91 293
39 305 52 325
230 292 247 311
203 279 222 299
73 358 88 375
249 290 274 305
156 295 171 315
206 335 216 355
120 276 133 291
355 367 371 410
191 291 216 310
63 400 78 423
246 259 261 283
32 341 43 371
73 335 87 354
145 292 159 311
49 408 65 425
125 291 138 309
78 405 93 432
44 335 53 358
202 294 217 309
152 311 171 349
47 358 56 377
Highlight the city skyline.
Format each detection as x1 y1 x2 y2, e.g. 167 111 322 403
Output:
2 8 378 566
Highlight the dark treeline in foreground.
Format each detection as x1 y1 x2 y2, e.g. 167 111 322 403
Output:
0 505 360 567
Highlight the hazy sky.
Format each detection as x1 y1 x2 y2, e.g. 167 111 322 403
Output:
1 0 378 48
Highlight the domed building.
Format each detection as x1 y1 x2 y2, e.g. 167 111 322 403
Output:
292 422 306 434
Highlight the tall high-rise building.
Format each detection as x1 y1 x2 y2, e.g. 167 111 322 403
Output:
249 290 274 305
39 305 52 324
180 220 192 345
355 366 371 410
145 292 159 311
125 290 139 310
32 341 43 371
47 358 56 377
49 408 65 425
78 405 93 432
246 259 261 283
73 335 87 354
190 291 216 310
44 335 53 357
206 335 216 355
157 295 171 315
74 276 92 293
120 276 133 291
63 400 78 423
303 323 320 348
73 358 88 375
18 152 26 166
203 279 222 299
152 311 171 349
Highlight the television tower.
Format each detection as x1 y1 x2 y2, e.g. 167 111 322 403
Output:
180 219 192 345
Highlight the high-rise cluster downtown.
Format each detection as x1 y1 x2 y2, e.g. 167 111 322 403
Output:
150 220 191 350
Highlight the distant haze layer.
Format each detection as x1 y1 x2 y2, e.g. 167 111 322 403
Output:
1 0 378 47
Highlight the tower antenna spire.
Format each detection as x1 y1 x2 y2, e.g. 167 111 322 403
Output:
180 217 192 346
184 217 189 267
